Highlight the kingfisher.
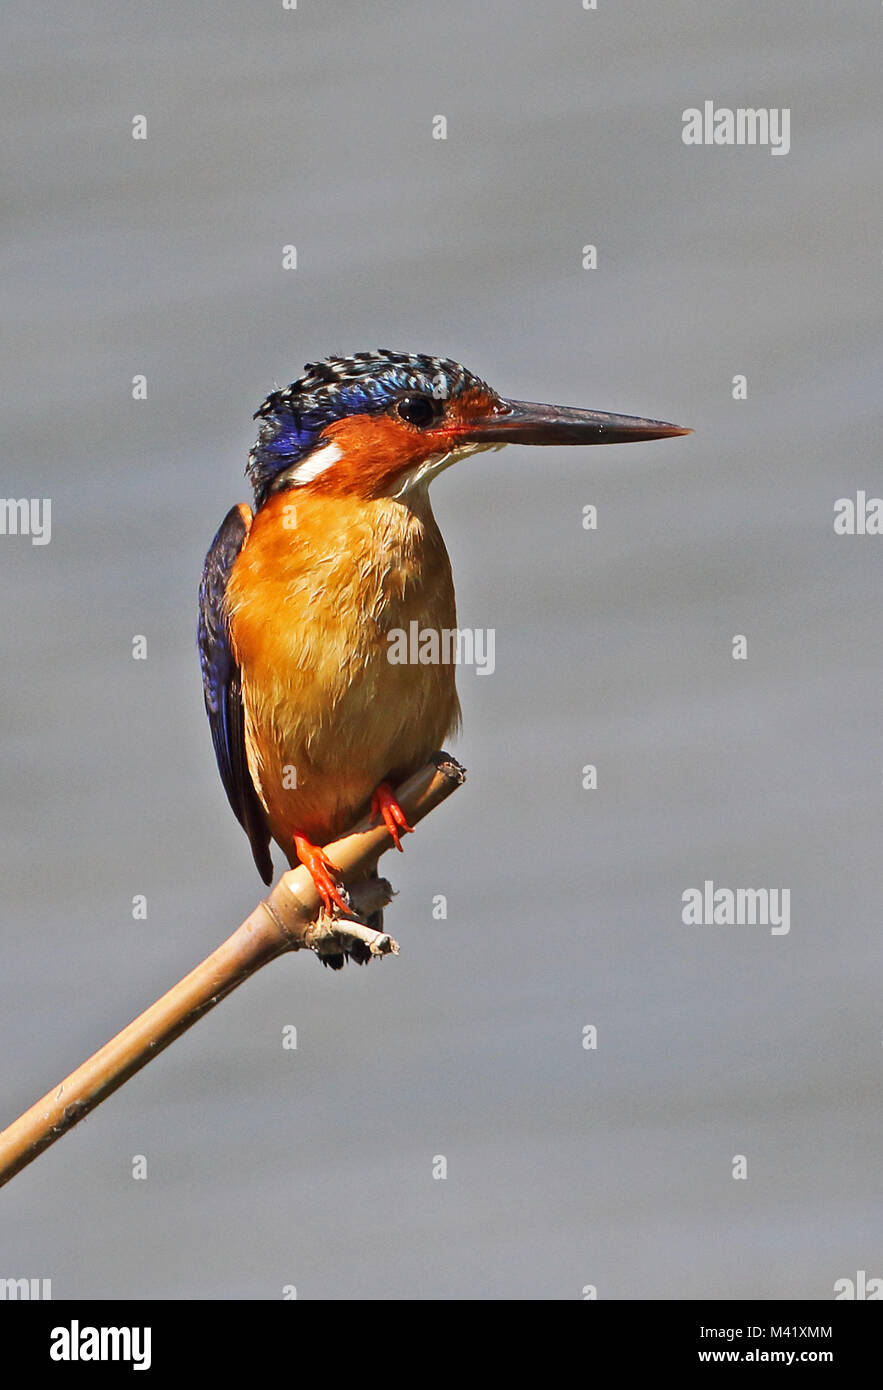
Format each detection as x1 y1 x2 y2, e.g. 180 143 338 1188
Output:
198 351 689 963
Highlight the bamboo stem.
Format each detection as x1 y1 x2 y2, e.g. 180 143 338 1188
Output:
0 754 465 1190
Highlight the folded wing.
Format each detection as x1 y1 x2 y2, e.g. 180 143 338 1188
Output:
198 504 274 884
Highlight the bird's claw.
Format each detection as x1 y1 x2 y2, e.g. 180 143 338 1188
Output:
371 782 414 852
293 835 351 916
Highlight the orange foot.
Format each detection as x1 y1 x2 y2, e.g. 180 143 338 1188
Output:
293 834 350 916
371 781 415 853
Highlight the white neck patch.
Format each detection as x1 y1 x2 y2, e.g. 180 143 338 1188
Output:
274 440 343 488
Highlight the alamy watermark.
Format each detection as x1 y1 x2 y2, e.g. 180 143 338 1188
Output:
682 102 790 156
834 491 883 535
0 498 51 545
0 1276 52 1300
50 1321 151 1371
387 621 495 676
682 880 791 935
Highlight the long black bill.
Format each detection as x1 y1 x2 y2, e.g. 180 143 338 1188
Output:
464 398 691 446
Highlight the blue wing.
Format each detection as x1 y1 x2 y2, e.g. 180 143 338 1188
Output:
198 503 274 884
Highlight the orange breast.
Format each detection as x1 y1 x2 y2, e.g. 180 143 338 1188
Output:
224 488 461 853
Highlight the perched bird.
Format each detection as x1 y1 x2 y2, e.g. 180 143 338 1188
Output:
198 351 689 963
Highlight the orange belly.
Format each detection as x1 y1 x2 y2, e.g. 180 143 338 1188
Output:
224 488 461 856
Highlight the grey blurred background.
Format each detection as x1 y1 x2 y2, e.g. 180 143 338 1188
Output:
2 1 880 1299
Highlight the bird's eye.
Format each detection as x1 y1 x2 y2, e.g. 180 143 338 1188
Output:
396 393 438 428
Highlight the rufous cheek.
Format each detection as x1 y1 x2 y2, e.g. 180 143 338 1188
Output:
309 416 448 496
